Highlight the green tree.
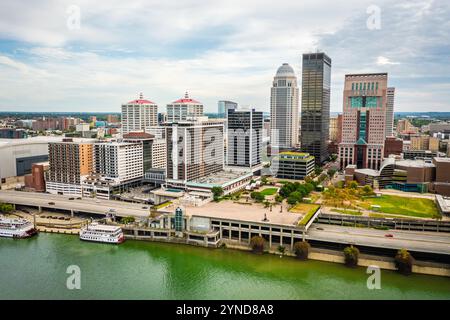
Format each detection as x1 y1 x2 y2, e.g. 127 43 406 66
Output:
395 249 415 275
348 181 358 189
275 194 283 203
212 186 224 201
293 241 311 260
120 216 135 224
277 245 286 255
0 203 14 213
261 176 268 185
250 236 265 254
250 192 265 202
328 168 337 178
361 185 374 196
343 245 359 267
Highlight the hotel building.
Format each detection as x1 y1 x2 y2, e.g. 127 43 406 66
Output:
46 139 93 196
164 119 224 188
121 93 158 134
167 92 204 122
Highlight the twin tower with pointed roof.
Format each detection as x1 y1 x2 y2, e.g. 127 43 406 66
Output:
121 91 204 134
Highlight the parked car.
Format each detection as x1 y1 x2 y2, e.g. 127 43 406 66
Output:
384 234 394 238
316 227 324 231
48 202 55 205
68 198 75 200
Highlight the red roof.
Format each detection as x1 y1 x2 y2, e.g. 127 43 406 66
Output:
126 99 156 105
172 92 202 104
172 98 202 104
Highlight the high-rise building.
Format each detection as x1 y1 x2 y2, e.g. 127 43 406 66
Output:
167 92 204 122
218 100 238 118
397 119 418 135
123 132 167 172
227 108 263 168
339 73 389 170
121 93 158 135
270 63 299 149
164 119 224 188
93 141 143 182
45 139 93 196
385 87 395 137
300 52 331 164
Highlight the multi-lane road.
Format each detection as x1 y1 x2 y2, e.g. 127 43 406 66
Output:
0 190 151 218
308 223 450 255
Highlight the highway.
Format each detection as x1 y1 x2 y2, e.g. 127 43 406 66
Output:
0 190 151 218
308 223 450 255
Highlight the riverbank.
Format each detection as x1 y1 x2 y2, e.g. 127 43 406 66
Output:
1 233 449 300
223 241 450 277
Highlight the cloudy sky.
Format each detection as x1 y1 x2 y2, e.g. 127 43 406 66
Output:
0 0 449 113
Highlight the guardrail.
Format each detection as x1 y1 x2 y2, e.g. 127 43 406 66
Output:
316 213 450 233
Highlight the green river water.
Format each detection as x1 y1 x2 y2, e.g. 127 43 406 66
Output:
0 233 449 300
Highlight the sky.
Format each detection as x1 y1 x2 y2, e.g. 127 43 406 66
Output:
0 0 449 113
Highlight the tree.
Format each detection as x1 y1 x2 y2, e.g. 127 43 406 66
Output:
275 194 283 203
250 192 265 202
361 185 374 196
327 168 337 178
287 191 302 205
261 176 268 185
120 216 135 225
348 181 359 189
212 186 224 201
293 241 310 260
343 245 359 267
395 249 415 275
314 166 323 176
0 203 14 213
277 245 286 255
250 236 265 254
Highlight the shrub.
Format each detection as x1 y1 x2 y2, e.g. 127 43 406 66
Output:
277 245 286 255
343 245 359 267
395 249 415 275
293 241 310 260
250 192 265 202
250 236 265 254
0 203 14 213
275 195 283 203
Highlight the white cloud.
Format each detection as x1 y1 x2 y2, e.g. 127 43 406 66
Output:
376 56 400 65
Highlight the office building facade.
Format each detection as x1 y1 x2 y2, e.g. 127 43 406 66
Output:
385 87 395 137
300 52 331 164
218 100 238 118
227 109 263 168
339 73 389 170
270 63 299 149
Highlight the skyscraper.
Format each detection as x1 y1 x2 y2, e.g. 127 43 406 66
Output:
121 93 158 134
385 87 395 137
218 100 238 118
167 92 204 122
270 63 299 149
227 108 263 168
300 52 331 164
339 73 389 170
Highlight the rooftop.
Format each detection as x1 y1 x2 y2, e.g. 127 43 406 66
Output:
275 63 296 78
125 93 156 105
396 159 435 168
183 200 303 228
188 169 253 188
171 92 202 104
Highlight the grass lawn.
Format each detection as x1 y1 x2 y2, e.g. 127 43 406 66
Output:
361 195 441 219
259 188 278 196
290 203 320 226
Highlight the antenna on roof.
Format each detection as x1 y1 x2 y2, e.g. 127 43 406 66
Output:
184 91 189 99
139 92 143 99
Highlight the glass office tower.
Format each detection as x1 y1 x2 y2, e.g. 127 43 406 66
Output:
300 52 331 164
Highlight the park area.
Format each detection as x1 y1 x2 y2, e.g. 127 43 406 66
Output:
360 195 440 219
290 203 320 225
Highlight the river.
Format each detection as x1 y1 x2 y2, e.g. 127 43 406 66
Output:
0 233 449 300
